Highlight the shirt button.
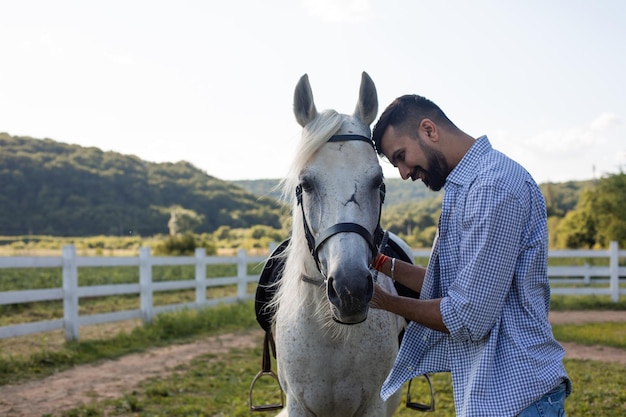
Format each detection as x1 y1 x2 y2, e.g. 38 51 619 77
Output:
423 336 428 341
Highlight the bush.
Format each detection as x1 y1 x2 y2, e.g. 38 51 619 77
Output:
153 233 217 256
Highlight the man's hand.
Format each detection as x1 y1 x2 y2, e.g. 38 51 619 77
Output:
370 283 391 310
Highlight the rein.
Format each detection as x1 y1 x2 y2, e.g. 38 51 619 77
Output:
296 133 386 281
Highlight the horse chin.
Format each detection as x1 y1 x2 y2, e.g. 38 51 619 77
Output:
330 305 369 325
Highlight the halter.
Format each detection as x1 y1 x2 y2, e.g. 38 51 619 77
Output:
296 134 386 278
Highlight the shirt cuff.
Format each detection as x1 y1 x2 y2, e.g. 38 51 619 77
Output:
440 296 468 341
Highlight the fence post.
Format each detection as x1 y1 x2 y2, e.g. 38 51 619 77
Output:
62 245 79 341
609 241 619 303
195 248 206 306
139 247 153 323
237 249 247 301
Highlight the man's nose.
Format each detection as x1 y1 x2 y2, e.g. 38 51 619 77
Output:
399 164 411 180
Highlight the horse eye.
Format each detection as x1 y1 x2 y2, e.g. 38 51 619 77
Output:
300 179 313 192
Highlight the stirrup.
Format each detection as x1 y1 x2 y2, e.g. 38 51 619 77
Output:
249 331 285 411
249 369 284 411
406 374 435 412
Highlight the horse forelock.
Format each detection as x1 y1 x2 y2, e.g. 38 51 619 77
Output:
280 109 343 200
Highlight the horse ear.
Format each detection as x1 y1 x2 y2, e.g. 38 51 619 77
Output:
294 74 318 127
354 71 378 126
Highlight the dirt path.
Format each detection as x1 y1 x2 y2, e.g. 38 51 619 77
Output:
0 329 265 417
1 311 625 417
549 310 626 366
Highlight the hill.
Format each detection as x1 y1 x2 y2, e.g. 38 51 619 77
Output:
0 133 591 238
0 133 282 236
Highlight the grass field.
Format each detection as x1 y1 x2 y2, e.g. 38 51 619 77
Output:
87 348 625 417
0 296 625 416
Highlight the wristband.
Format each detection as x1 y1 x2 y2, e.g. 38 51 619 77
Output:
391 257 396 281
373 254 389 271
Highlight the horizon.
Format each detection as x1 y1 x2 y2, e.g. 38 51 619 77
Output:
1 1 624 184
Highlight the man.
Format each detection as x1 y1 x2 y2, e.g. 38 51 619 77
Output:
369 94 571 417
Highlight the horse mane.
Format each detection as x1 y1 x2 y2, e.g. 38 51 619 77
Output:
269 110 347 333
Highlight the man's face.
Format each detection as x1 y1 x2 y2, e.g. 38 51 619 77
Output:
381 126 449 191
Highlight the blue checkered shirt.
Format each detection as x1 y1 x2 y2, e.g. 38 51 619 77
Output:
381 136 571 416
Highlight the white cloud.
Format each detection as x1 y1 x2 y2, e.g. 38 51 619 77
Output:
590 112 620 130
489 116 625 183
523 127 601 154
301 0 373 23
520 113 622 154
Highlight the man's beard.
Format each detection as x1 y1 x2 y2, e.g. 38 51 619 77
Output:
413 137 449 191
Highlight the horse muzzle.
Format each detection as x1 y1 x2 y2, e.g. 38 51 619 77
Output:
326 270 373 325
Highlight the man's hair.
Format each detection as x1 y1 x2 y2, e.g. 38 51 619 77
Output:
372 94 457 155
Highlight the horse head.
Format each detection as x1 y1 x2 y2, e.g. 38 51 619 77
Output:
288 72 383 325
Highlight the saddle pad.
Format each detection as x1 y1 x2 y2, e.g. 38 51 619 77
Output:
255 239 290 332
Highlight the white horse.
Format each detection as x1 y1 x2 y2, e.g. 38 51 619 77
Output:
271 72 405 416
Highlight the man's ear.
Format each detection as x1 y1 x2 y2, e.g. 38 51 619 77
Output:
420 119 438 141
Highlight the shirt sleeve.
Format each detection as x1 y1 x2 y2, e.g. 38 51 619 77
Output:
441 183 526 342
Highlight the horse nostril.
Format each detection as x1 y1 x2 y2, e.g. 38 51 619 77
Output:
326 277 341 305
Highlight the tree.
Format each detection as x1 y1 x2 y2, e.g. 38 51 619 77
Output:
556 171 626 248
555 199 597 249
167 206 205 235
589 171 626 247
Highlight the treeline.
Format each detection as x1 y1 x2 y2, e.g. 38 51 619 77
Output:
377 175 626 250
0 134 283 236
235 172 626 250
2 133 623 249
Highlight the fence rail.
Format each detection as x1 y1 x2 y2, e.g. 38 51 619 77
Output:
0 245 268 341
1 242 624 342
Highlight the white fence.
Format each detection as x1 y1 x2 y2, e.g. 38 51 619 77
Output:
412 241 625 302
0 245 268 342
1 242 625 342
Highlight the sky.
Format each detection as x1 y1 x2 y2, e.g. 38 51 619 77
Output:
1 0 624 184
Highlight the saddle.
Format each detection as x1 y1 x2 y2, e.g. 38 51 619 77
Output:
249 234 433 412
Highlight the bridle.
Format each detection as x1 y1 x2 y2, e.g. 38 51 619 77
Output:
295 134 386 282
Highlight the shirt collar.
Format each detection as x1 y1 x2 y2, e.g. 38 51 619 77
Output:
445 135 492 188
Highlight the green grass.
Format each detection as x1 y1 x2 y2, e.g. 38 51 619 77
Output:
2 293 626 416
50 348 626 417
550 294 626 311
553 322 626 349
